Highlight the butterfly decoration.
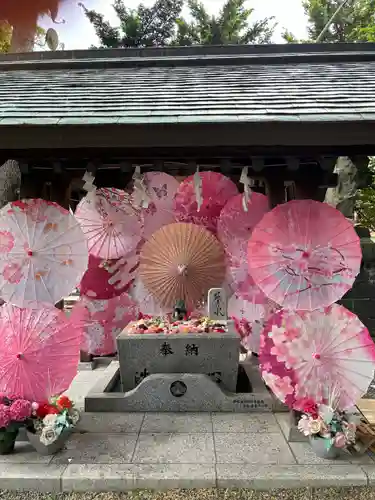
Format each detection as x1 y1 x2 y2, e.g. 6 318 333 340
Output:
152 184 168 199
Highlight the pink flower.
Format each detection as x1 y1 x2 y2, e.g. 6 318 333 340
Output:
2 263 23 284
0 231 14 253
334 432 347 449
0 404 11 429
9 399 32 421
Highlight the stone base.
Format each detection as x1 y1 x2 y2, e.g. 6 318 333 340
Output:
275 411 308 443
84 361 275 413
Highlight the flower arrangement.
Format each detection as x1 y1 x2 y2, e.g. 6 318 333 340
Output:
126 316 227 334
296 397 356 453
26 395 80 447
0 395 32 454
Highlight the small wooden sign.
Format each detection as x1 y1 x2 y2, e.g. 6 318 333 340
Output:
207 288 227 320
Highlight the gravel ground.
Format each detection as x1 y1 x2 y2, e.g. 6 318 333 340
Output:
2 489 375 500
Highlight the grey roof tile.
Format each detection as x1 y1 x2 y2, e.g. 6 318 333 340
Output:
0 61 375 125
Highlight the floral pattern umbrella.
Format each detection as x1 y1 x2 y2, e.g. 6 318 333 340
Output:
228 293 266 354
70 294 139 356
259 305 375 410
0 199 88 308
0 303 83 401
248 200 362 311
142 172 180 239
75 188 142 260
79 252 139 300
173 171 238 234
218 192 269 254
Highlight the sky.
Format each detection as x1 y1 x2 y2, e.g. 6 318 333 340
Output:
39 0 308 49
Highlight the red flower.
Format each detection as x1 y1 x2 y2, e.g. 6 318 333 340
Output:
56 396 72 410
36 404 59 418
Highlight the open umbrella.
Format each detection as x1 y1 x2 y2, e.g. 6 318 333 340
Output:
228 293 266 354
142 172 180 239
218 192 269 254
70 294 139 356
0 199 88 308
130 277 172 316
259 305 375 410
248 200 362 311
139 222 226 308
173 171 238 234
75 188 142 260
79 252 138 300
0 303 83 401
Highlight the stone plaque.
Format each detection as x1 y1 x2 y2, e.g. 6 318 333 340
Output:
117 320 239 392
207 288 227 320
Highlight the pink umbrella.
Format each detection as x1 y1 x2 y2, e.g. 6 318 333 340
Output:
173 171 238 234
142 172 180 239
70 294 139 356
79 252 139 300
218 192 269 253
0 303 82 401
75 188 142 260
0 198 88 308
130 277 172 316
248 200 362 311
259 305 375 410
228 293 266 354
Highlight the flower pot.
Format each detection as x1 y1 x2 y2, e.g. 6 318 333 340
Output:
309 436 340 459
26 429 71 456
0 429 19 455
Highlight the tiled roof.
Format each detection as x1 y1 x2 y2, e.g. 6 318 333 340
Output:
0 44 375 126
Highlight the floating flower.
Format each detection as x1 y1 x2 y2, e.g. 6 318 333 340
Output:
309 418 322 435
0 231 14 253
334 432 347 449
56 395 72 410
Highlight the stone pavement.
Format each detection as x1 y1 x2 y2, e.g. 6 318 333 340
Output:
1 412 375 493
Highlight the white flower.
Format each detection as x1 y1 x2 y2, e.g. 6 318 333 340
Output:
298 415 312 436
40 427 58 446
31 402 39 411
43 414 58 427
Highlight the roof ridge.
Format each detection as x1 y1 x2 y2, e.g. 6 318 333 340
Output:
1 43 375 71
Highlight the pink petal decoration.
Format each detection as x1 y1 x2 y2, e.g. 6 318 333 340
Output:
248 200 362 311
70 294 139 356
142 172 180 239
173 171 238 234
259 305 375 410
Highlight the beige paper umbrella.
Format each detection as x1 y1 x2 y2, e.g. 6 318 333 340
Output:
139 223 226 308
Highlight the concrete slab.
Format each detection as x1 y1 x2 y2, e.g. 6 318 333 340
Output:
61 463 216 491
75 412 145 434
214 432 296 464
141 412 212 433
0 441 53 464
216 464 368 489
51 433 139 464
133 433 216 464
0 463 66 492
212 413 279 433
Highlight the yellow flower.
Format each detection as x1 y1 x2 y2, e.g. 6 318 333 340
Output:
309 419 322 434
